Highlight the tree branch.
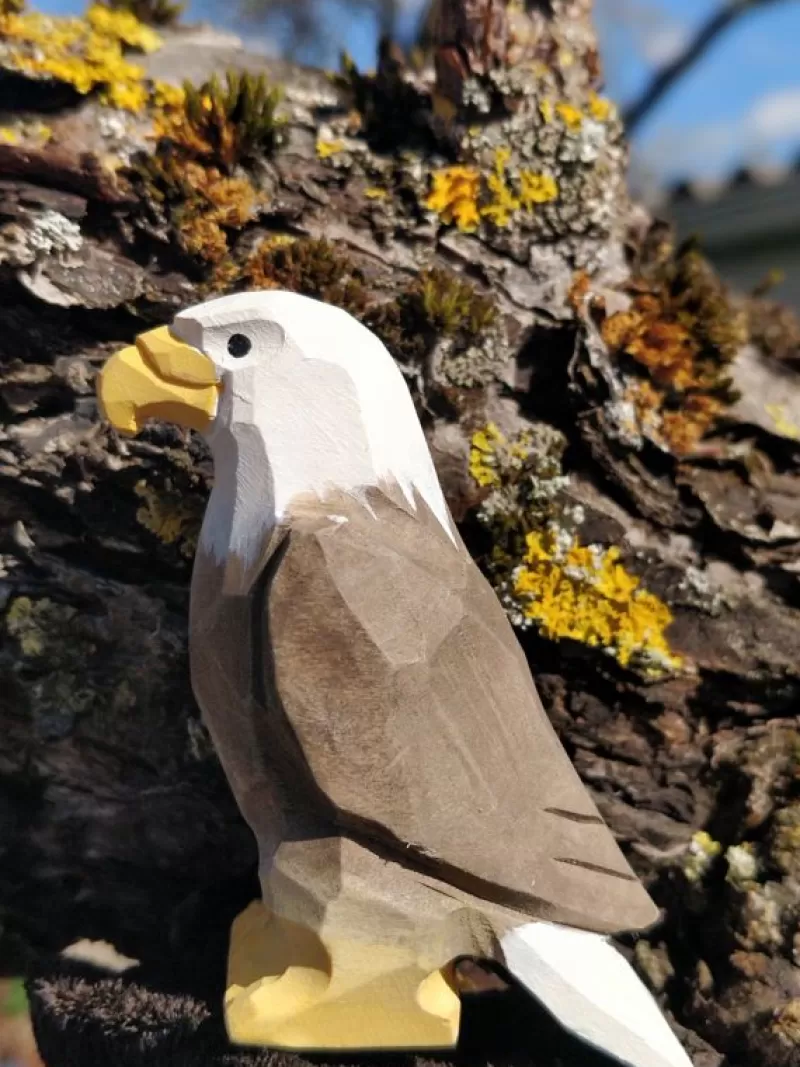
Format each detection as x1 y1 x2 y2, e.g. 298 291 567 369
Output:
623 0 785 136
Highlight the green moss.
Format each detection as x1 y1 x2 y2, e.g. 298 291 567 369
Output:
1 979 27 1018
101 0 183 27
365 268 503 389
172 70 284 174
417 268 496 336
243 237 370 317
334 49 426 151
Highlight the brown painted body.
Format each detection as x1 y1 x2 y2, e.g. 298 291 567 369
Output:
190 484 657 953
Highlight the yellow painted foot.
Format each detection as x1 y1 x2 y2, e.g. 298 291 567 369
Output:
225 900 461 1052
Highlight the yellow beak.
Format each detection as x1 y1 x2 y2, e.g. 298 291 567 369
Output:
98 325 221 435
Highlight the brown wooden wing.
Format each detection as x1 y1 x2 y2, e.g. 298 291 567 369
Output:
261 486 658 935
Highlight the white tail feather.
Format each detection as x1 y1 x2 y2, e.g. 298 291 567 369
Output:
501 922 692 1067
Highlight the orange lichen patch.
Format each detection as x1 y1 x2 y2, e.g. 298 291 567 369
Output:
567 269 592 313
514 531 681 674
604 302 702 391
425 148 558 231
600 241 747 454
0 4 163 111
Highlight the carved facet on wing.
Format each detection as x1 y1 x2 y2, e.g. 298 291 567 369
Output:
263 487 658 936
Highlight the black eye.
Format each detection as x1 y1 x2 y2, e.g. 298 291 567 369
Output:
227 333 252 358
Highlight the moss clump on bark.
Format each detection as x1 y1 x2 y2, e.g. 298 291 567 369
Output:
365 267 505 391
102 0 184 28
128 70 283 266
242 237 370 316
160 71 284 174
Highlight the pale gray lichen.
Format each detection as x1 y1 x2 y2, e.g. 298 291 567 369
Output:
739 882 790 952
675 565 729 616
726 843 760 888
26 210 83 257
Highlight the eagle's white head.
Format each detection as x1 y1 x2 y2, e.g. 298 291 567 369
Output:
98 290 454 588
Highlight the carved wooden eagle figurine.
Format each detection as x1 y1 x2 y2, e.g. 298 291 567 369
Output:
98 291 691 1067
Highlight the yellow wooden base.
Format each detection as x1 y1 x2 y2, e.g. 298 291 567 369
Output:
225 900 462 1052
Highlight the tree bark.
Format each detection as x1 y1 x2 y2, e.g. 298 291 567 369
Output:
1 4 800 1067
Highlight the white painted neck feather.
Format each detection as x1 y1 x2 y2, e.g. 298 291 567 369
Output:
173 291 455 589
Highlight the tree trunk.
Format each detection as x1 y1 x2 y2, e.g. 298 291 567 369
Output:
1 4 800 1066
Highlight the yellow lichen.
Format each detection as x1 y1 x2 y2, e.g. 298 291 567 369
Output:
0 4 162 112
364 186 387 199
150 78 184 111
480 146 519 227
425 148 559 232
316 138 344 159
424 165 482 232
765 403 800 440
0 127 20 145
519 171 558 208
514 532 681 673
684 831 722 883
539 98 554 124
588 92 615 122
469 422 504 488
468 423 681 676
556 101 583 130
134 480 201 556
85 3 160 50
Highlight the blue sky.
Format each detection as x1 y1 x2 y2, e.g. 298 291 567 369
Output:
33 0 800 186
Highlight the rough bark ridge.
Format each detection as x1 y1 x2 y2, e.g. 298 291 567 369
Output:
1 2 800 1065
